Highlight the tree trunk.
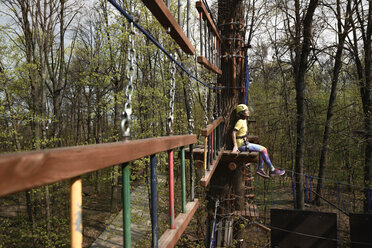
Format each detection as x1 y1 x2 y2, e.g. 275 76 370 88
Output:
350 0 372 212
205 0 246 245
315 0 351 206
293 0 318 210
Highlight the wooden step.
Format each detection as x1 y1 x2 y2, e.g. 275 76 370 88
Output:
243 177 254 182
234 203 259 218
245 194 256 199
244 186 254 191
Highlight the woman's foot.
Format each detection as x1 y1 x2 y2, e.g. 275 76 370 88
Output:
256 169 269 179
270 168 285 177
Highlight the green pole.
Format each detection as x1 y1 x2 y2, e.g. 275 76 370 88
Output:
181 147 186 213
122 163 131 248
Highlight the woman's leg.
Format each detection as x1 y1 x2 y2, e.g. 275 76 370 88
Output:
247 143 274 170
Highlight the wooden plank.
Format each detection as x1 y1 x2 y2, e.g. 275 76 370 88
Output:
141 0 194 55
220 150 259 164
200 147 225 187
201 117 224 136
186 148 258 164
195 1 221 41
158 199 199 248
197 56 222 75
0 135 197 197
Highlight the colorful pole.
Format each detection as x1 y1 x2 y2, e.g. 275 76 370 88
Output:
122 163 131 248
181 147 186 213
71 177 82 248
168 150 175 229
150 155 158 248
210 131 214 166
189 144 195 201
203 136 208 174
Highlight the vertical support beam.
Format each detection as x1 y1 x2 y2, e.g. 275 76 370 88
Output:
210 131 214 166
122 162 131 248
168 150 175 229
150 155 158 248
213 129 217 160
207 135 211 170
181 147 186 213
305 175 308 204
203 136 208 174
200 12 203 57
293 173 296 209
189 144 195 201
71 177 82 248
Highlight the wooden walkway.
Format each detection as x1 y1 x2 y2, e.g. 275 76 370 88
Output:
90 183 152 247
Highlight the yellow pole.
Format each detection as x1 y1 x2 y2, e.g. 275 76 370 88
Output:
203 136 208 173
71 177 83 248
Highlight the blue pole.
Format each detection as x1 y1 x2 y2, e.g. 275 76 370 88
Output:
150 155 158 248
271 177 273 206
309 176 312 204
338 182 341 247
293 173 296 209
305 175 308 204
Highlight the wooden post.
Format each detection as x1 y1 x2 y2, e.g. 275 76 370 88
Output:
168 150 175 229
70 177 82 248
122 163 131 248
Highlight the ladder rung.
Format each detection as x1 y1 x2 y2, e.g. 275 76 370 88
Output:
244 177 254 181
245 194 256 199
245 186 254 191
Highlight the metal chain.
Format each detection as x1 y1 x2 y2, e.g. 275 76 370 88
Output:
187 76 194 134
167 58 176 135
121 21 136 140
203 84 208 125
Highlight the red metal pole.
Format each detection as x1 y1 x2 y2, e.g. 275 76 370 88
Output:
168 150 175 229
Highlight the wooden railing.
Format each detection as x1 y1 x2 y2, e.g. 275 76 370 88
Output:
200 117 224 186
0 135 198 248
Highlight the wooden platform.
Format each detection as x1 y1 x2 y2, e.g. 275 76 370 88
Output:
234 203 259 218
187 146 258 164
158 199 199 248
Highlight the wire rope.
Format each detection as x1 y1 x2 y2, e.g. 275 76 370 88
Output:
108 0 223 90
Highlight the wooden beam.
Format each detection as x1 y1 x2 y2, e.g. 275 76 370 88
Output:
197 56 222 75
141 0 194 55
158 199 199 248
201 117 224 136
0 135 197 197
195 1 221 41
187 148 258 164
200 147 225 187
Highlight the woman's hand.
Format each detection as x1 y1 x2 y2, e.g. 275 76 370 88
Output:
232 145 239 153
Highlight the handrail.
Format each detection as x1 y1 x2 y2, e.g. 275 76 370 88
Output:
199 117 224 186
0 135 196 197
201 116 224 136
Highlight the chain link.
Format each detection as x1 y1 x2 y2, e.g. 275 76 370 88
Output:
203 85 208 125
187 76 194 134
167 58 176 135
121 21 136 140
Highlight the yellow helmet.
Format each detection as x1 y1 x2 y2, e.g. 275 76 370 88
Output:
236 104 248 114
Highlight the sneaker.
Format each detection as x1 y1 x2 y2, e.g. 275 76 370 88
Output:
256 169 269 179
270 168 285 177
